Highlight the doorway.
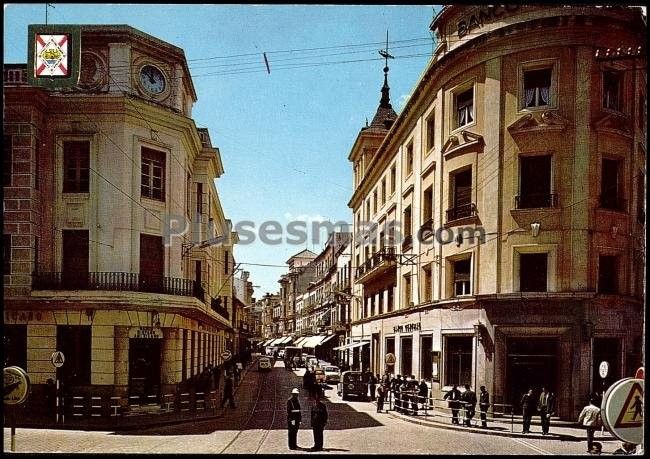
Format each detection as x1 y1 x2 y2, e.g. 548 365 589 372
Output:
506 337 557 411
129 338 161 400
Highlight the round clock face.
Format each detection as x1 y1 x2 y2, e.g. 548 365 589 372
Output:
140 65 166 94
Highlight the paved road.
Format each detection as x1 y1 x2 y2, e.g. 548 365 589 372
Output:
3 362 616 454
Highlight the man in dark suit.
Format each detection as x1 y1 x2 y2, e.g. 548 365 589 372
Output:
461 384 477 426
537 386 556 435
521 388 534 433
443 385 462 424
310 395 328 451
287 388 302 450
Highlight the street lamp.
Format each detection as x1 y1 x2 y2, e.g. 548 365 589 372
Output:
531 221 541 237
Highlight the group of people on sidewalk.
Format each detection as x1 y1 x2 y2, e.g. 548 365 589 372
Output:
520 386 556 435
442 384 491 428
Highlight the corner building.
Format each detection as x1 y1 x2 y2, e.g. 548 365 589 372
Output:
3 25 237 406
347 5 646 419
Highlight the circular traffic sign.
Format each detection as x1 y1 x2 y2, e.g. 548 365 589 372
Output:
385 353 396 365
599 361 609 379
51 351 65 368
4 366 30 405
635 367 644 379
221 350 232 361
601 378 644 444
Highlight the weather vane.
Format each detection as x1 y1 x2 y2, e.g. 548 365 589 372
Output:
378 29 394 68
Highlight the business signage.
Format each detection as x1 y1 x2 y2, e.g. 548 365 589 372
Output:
393 322 421 333
129 327 163 339
27 24 81 89
456 5 520 38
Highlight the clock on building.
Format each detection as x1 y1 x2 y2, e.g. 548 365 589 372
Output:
139 64 166 95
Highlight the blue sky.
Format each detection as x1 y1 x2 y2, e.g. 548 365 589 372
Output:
4 3 437 298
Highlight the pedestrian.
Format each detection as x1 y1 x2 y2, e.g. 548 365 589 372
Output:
479 385 490 428
578 396 602 453
287 388 302 450
461 384 477 426
368 372 377 402
310 394 328 451
220 373 236 409
418 379 429 411
408 377 418 415
443 384 462 424
376 383 386 413
537 386 556 435
520 388 534 433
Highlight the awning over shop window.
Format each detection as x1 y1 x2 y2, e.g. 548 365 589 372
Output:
332 341 370 351
262 339 274 346
278 336 293 344
315 333 337 347
293 336 307 346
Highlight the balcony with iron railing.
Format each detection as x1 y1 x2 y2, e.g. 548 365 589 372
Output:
446 203 478 224
210 297 230 320
33 272 205 300
514 193 558 209
355 247 397 284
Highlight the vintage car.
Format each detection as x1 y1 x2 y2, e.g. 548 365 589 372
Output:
338 370 371 401
258 356 272 371
323 366 341 384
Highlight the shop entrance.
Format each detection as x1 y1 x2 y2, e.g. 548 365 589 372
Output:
506 337 557 411
129 338 161 400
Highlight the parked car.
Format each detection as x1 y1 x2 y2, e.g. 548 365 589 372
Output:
338 370 371 401
258 356 272 371
323 366 341 384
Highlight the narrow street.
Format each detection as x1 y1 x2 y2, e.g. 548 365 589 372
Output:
4 361 614 454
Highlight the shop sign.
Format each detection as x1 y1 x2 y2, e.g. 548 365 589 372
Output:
4 311 43 323
457 5 520 38
129 327 163 339
393 322 421 333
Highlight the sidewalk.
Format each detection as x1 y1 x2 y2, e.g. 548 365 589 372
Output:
6 361 256 432
382 402 617 442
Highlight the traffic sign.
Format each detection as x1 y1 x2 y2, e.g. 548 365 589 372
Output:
599 361 609 379
385 353 396 365
635 367 644 379
51 351 65 368
4 366 30 405
221 350 232 361
602 378 644 444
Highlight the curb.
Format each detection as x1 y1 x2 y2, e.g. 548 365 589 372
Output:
9 361 257 432
385 410 616 442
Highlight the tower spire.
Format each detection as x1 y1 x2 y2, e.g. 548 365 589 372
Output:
378 29 394 108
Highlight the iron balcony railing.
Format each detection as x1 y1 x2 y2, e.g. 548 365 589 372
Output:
33 272 204 301
357 247 397 277
446 203 477 222
515 193 558 209
210 297 230 320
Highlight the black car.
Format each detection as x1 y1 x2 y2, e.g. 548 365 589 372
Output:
338 371 371 401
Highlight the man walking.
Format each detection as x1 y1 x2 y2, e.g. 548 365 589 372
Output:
376 383 386 413
310 395 328 451
478 386 490 428
220 373 236 409
578 396 602 453
368 372 377 402
520 388 534 433
537 386 556 435
444 385 462 424
287 388 302 450
461 384 477 426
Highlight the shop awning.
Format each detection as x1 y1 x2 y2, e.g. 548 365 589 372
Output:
315 333 337 347
293 336 307 346
269 338 283 346
278 336 293 344
262 339 274 346
333 341 370 351
298 335 318 348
